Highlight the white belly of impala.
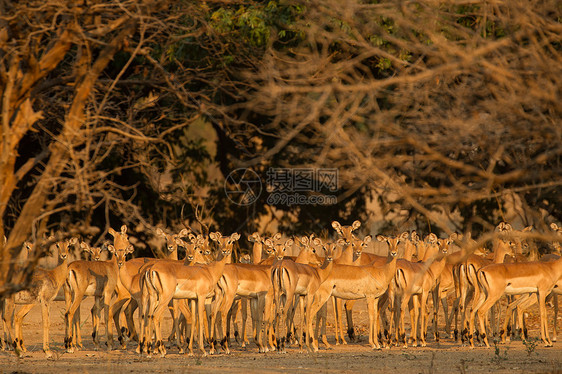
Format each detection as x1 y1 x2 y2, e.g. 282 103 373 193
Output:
505 285 537 294
174 286 196 299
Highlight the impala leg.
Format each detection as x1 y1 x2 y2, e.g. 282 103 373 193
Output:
167 299 179 347
408 296 418 347
65 290 84 353
177 301 192 354
336 298 347 345
110 296 129 348
490 300 498 339
1 298 14 351
393 292 403 346
124 299 139 343
263 290 275 352
197 297 208 356
318 302 331 349
14 304 34 356
386 292 395 347
296 296 306 349
240 297 249 346
367 297 381 350
468 268 487 348
104 293 114 350
441 295 450 339
226 299 238 346
459 285 471 344
209 287 224 355
218 295 232 355
331 297 340 345
74 305 83 350
257 295 269 353
345 300 356 342
151 298 169 357
40 301 53 358
91 296 102 350
136 295 146 354
431 287 440 342
185 300 196 355
376 295 389 347
538 292 553 347
208 305 217 355
308 287 331 352
473 289 500 349
554 294 559 342
448 294 458 340
420 293 430 347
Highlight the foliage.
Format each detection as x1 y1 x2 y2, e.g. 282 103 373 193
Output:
1 0 561 293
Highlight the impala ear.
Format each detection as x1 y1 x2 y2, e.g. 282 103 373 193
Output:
300 236 309 245
550 223 559 231
273 233 282 241
400 232 410 241
126 244 134 254
120 225 127 235
449 232 458 241
107 244 116 254
376 235 386 242
188 233 197 242
209 232 221 242
80 242 90 252
352 220 361 230
69 237 78 245
108 228 117 237
264 238 273 247
248 232 259 242
313 237 323 246
156 228 165 237
363 235 372 244
335 238 346 246
285 239 294 248
178 228 189 237
427 233 438 244
230 233 240 241
332 221 342 231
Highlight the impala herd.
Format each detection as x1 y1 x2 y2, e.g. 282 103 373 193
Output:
1 221 561 358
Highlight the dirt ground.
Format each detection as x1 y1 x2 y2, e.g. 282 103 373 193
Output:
1 297 561 374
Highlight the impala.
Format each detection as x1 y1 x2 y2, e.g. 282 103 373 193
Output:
224 232 281 349
430 234 465 342
141 232 239 356
110 228 189 348
495 223 562 343
64 226 134 352
5 237 76 358
391 234 449 347
458 234 514 344
134 234 210 354
307 234 399 351
1 239 34 351
212 237 295 354
271 235 335 352
469 248 562 347
331 220 363 343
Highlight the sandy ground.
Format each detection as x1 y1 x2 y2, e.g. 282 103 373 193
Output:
1 297 561 374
